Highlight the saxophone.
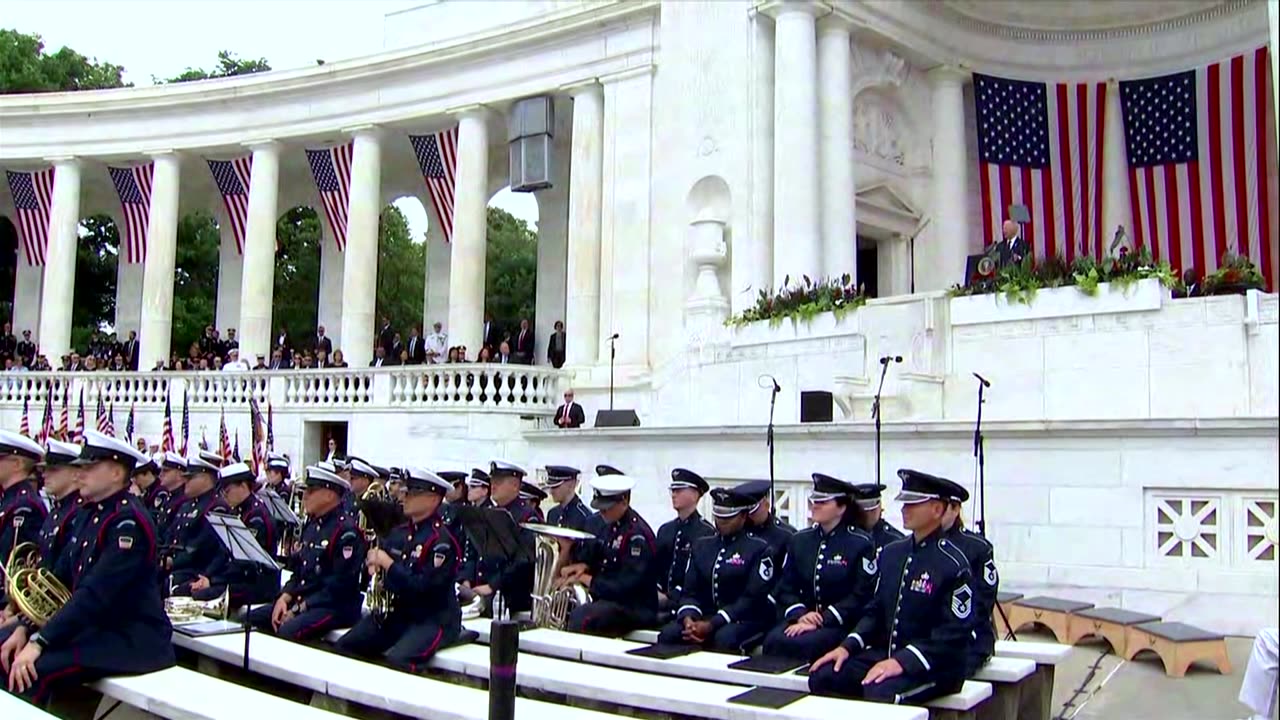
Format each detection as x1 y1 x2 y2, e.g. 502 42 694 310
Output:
525 523 595 629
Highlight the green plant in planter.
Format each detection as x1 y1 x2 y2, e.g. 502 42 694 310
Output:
725 274 867 327
1202 252 1265 295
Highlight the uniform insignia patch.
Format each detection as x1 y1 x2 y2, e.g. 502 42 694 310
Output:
984 559 998 586
630 543 642 557
758 556 774 582
118 535 134 550
412 545 424 559
727 552 745 566
909 572 933 594
434 552 447 568
829 553 846 566
952 583 973 619
342 546 354 560
13 515 23 528
862 556 877 575
611 536 623 550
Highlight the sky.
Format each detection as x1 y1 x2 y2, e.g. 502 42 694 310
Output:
0 0 539 236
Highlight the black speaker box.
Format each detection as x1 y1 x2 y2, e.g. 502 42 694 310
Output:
800 391 834 423
594 410 641 428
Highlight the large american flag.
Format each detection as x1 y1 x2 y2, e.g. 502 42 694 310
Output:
4 168 54 266
975 74 1107 262
108 163 155 264
249 398 266 477
1121 47 1277 290
306 143 354 251
207 156 254 255
410 128 460 243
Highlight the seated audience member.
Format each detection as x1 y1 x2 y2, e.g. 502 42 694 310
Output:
1238 627 1278 720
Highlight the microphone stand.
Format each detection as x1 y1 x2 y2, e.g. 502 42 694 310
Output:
971 373 1016 640
608 335 617 411
767 382 779 504
871 360 893 487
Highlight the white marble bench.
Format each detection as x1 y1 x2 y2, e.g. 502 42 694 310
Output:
0 690 59 719
90 666 346 720
993 640 1071 665
171 630 627 720
992 640 1071 720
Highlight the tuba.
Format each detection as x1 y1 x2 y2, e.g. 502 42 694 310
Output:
524 523 595 629
1 541 71 628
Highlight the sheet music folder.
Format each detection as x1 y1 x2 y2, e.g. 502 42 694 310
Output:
207 512 280 569
256 488 300 527
456 505 533 564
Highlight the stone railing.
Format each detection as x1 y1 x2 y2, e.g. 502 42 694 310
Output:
0 365 567 415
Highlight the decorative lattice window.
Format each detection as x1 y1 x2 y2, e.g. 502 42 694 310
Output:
1240 499 1278 563
1153 496 1221 560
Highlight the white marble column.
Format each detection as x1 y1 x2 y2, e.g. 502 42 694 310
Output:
743 9 774 311
138 152 182 371
1101 79 1131 247
114 258 143 338
564 82 604 366
927 66 971 292
238 141 281 361
12 250 43 341
766 1 822 288
446 107 490 356
214 217 242 336
535 98 572 367
818 14 856 281
317 219 345 350
37 158 81 358
422 217 450 335
339 127 383 367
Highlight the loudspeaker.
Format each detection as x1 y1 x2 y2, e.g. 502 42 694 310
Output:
800 391 834 423
508 96 554 192
594 410 641 428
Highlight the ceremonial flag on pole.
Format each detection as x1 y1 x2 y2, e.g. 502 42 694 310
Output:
39 390 54 444
1121 47 1277 290
180 390 190 455
218 407 231 461
199 428 209 452
162 394 175 453
207 156 254 254
106 402 116 438
305 143 354 251
249 398 266 477
4 167 54 266
96 396 109 434
58 386 69 441
974 74 1108 263
107 163 155 264
410 128 460 243
74 389 85 443
125 403 135 443
266 401 275 451
19 396 30 438
233 430 241 463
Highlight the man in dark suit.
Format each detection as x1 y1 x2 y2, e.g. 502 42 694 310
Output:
122 330 140 370
481 313 500 353
369 346 394 368
495 341 514 365
314 325 333 356
554 390 586 429
378 316 396 356
514 318 534 365
405 325 427 365
547 320 567 369
997 220 1028 268
276 326 292 365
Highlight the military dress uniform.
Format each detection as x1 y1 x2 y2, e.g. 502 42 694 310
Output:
35 441 85 570
197 463 280 606
544 465 591 532
6 431 175 705
938 480 1000 675
472 460 538 614
654 469 715 606
657 488 775 652
763 474 879 661
566 475 659 636
736 480 796 566
0 431 48 607
336 467 463 671
166 465 232 594
248 465 366 641
519 480 547 523
853 483 907 553
808 471 976 705
152 454 190 537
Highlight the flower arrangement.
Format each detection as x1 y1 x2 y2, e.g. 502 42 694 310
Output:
1200 253 1265 295
948 245 1180 305
726 274 867 327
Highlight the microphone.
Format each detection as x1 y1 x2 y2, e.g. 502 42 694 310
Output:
973 372 991 387
609 333 620 340
879 355 903 365
757 374 781 393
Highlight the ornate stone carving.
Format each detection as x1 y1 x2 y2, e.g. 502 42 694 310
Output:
850 41 908 97
853 99 907 166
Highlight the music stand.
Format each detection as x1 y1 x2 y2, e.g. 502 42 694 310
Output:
207 512 282 671
456 506 535 620
256 488 300 528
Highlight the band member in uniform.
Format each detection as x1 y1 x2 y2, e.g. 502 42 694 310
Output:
457 469 491 588
852 483 905 553
130 455 161 505
654 468 714 612
560 475 658 637
658 487 774 652
940 480 999 675
347 457 379 505
188 462 280 607
808 469 976 705
248 465 365 641
763 473 878 661
0 431 47 608
152 453 188 534
519 480 547 523
1 431 174 705
263 453 291 495
166 452 230 595
471 460 537 614
544 466 590 532
595 464 624 476
737 479 795 565
336 467 462 671
437 470 468 526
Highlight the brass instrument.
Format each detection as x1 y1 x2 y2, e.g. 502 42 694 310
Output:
524 523 595 629
163 587 231 624
358 481 394 617
458 583 487 620
1 540 71 628
281 477 307 555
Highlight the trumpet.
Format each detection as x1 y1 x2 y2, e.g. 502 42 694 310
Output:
1 539 71 628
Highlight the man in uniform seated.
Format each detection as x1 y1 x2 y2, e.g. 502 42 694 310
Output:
151 452 188 535
657 487 774 652
249 464 365 641
188 462 280 608
737 479 795 565
561 475 657 637
940 480 1000 676
1 431 174 705
0 430 46 609
852 482 905 554
263 452 291 496
166 452 230 596
456 469 491 591
808 469 975 705
654 468 714 614
519 479 547 523
130 454 162 507
336 467 462 671
544 465 591 532
470 460 538 616
764 473 878 661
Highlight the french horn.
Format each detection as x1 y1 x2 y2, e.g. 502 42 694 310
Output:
1 541 71 628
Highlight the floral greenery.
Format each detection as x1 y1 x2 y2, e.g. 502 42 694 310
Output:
1201 252 1265 295
726 274 868 327
948 246 1180 305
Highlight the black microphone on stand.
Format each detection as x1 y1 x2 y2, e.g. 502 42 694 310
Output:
872 356 901 488
607 333 620 410
969 371 1015 640
758 375 781 506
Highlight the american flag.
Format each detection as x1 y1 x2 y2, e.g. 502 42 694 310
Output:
95 395 109 434
207 157 253 255
249 398 266 477
266 401 275 451
108 163 155 264
162 394 175 453
180 390 190 455
58 386 69 442
410 128 460 243
40 390 55 445
106 402 116 438
4 168 54 266
1121 47 1277 290
218 406 231 461
125 403 135 443
233 430 241 463
306 143 354 251
74 388 85 443
974 74 1107 262
20 395 30 438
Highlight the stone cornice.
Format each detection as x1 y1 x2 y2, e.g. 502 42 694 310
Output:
932 0 1254 43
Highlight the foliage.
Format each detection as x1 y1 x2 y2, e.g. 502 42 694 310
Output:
70 215 121 350
171 212 221 353
726 274 867 327
0 29 127 93
485 206 538 327
162 51 271 84
375 206 426 335
1201 252 1265 295
948 245 1180 304
268 207 322 340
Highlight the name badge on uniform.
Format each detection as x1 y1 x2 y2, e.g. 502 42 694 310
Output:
909 572 933 594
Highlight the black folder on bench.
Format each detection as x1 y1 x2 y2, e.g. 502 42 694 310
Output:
727 687 808 709
626 644 701 660
727 655 807 674
175 619 245 637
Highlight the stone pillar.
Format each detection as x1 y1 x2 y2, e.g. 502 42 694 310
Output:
818 14 856 281
238 141 281 362
214 217 243 337
446 107 491 356
138 152 182 371
339 127 383 367
422 217 450 336
114 255 143 338
534 98 572 368
37 158 81 358
767 1 822 287
1100 80 1131 249
564 82 604 366
12 250 43 342
317 219 345 350
743 9 774 311
927 66 971 292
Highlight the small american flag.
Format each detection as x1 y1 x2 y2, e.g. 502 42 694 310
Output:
40 390 55 445
266 401 275 451
974 74 1107 262
207 157 253 255
249 398 266 477
410 128 460 243
218 406 231 461
180 390 190 455
1121 47 1277 289
306 143 354 251
4 168 54 266
96 396 109 434
108 163 155 264
233 430 241 463
19 396 30 438
74 388 85 443
162 394 175 453
125 403 135 443
58 386 69 442
106 401 116 438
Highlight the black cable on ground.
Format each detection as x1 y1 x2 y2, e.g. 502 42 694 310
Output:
1053 647 1110 720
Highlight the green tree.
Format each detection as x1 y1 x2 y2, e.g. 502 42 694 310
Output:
170 212 221 355
271 206 323 342
69 215 120 351
0 29 127 93
485 206 537 330
162 50 271 84
376 205 426 339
